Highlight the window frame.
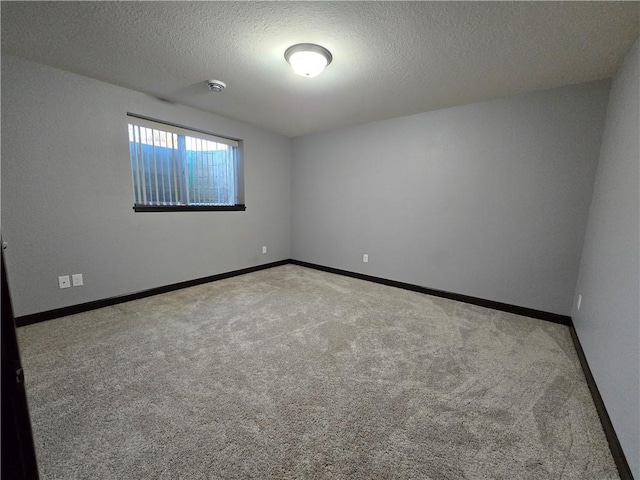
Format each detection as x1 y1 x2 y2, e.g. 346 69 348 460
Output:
127 113 246 212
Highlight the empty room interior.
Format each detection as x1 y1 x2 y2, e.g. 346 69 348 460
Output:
1 2 639 479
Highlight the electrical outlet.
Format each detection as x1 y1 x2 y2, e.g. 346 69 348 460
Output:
577 294 582 310
363 254 369 263
72 274 84 287
262 246 267 254
58 275 71 289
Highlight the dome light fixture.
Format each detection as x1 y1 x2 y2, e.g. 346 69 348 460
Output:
284 43 332 78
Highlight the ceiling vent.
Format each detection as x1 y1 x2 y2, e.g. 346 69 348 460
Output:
206 80 226 92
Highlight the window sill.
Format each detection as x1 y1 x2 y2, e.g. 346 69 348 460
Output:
133 204 246 212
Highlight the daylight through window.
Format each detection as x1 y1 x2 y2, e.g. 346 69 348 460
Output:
127 114 244 211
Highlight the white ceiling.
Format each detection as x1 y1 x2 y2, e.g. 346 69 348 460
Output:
2 1 638 137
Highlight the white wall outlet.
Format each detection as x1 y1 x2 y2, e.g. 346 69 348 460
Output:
72 274 84 287
262 246 267 254
577 294 582 311
363 254 369 263
58 275 71 289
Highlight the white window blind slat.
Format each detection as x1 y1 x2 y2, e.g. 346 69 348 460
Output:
128 114 242 209
128 115 239 148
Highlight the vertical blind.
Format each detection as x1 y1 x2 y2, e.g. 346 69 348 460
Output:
127 115 240 207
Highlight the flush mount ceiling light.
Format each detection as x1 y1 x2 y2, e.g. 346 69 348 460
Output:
284 43 332 78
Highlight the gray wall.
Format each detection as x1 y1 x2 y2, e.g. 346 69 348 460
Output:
572 38 639 479
2 55 291 317
291 81 610 316
3 42 638 478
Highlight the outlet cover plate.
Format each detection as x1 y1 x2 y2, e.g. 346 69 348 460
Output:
58 275 71 289
72 274 84 287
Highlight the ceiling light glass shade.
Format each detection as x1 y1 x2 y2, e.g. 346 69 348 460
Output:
285 43 333 78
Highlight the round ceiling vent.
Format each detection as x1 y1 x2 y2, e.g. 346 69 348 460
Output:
206 79 226 92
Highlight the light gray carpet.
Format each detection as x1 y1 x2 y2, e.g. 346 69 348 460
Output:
18 265 618 479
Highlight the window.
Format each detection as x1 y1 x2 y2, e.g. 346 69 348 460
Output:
127 114 245 212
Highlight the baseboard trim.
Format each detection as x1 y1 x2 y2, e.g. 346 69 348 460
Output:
290 259 571 325
293 259 631 477
568 320 633 480
15 260 289 327
15 258 630 477
16 258 571 327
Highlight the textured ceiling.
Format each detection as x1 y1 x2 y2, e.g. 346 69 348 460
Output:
2 1 638 137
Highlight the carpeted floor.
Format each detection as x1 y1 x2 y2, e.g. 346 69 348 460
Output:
17 265 618 479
